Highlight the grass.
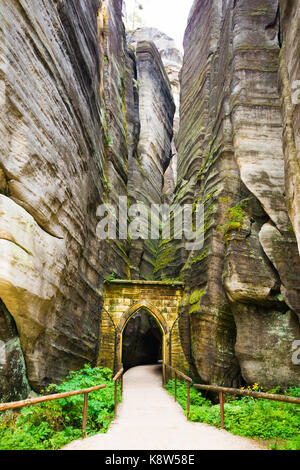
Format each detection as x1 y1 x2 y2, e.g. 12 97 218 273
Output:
0 365 121 450
165 380 300 450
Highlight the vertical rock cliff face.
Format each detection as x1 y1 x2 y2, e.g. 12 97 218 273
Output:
0 0 133 397
128 28 183 204
0 1 178 399
279 0 300 255
127 39 176 280
157 0 300 388
0 300 30 401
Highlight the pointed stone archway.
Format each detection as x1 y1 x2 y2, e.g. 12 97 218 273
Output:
116 300 169 375
97 280 185 375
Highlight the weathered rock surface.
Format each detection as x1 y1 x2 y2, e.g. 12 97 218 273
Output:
279 0 300 255
128 28 182 127
0 0 131 396
233 306 300 389
0 0 180 399
127 40 175 280
128 28 182 204
259 222 300 318
0 299 30 401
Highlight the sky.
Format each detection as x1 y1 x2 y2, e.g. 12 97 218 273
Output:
124 0 195 50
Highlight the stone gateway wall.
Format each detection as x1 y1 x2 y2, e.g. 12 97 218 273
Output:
97 281 188 375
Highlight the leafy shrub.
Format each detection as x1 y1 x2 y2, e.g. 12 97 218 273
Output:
217 202 246 242
165 381 300 450
0 365 120 450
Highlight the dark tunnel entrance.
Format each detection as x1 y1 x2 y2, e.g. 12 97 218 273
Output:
122 308 163 371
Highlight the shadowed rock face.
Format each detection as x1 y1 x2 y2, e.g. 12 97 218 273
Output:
155 0 300 388
0 300 30 401
0 0 133 396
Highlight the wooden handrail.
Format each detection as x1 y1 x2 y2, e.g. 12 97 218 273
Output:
162 363 192 420
163 363 300 429
0 384 106 436
193 383 300 430
164 364 193 383
193 384 300 405
113 367 124 419
0 385 106 412
113 368 124 382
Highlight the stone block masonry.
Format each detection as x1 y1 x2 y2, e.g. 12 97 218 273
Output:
97 280 190 375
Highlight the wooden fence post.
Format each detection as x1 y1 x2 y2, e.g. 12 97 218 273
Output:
187 381 190 420
174 373 177 402
82 393 89 436
219 391 224 429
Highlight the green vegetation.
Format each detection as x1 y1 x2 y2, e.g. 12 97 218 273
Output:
217 202 246 242
105 133 112 148
165 380 300 450
104 272 118 283
161 278 181 285
153 244 176 275
197 143 217 181
189 288 206 305
0 365 120 450
191 249 208 265
166 379 211 411
218 196 232 204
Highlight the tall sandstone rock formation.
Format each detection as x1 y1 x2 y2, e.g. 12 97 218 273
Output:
0 0 179 400
0 0 132 397
128 28 183 204
0 0 299 401
279 0 300 255
126 35 176 280
156 0 300 388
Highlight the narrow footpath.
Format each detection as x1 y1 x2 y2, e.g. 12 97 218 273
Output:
63 365 263 450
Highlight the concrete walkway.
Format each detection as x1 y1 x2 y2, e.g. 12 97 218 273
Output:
63 364 263 450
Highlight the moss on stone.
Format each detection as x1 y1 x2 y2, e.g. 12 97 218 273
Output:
153 244 176 275
191 249 209 265
217 202 246 237
189 288 206 305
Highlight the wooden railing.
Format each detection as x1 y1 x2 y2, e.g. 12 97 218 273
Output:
0 384 106 436
193 383 300 429
163 363 300 429
0 367 125 437
113 367 124 419
163 363 192 420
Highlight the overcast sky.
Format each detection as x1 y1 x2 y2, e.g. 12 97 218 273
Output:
124 0 194 50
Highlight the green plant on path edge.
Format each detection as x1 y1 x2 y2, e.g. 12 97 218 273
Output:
165 380 300 450
0 365 122 450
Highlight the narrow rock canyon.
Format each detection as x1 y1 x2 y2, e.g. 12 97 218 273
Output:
0 0 299 400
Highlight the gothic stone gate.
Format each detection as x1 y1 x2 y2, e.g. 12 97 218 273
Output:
97 280 189 376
